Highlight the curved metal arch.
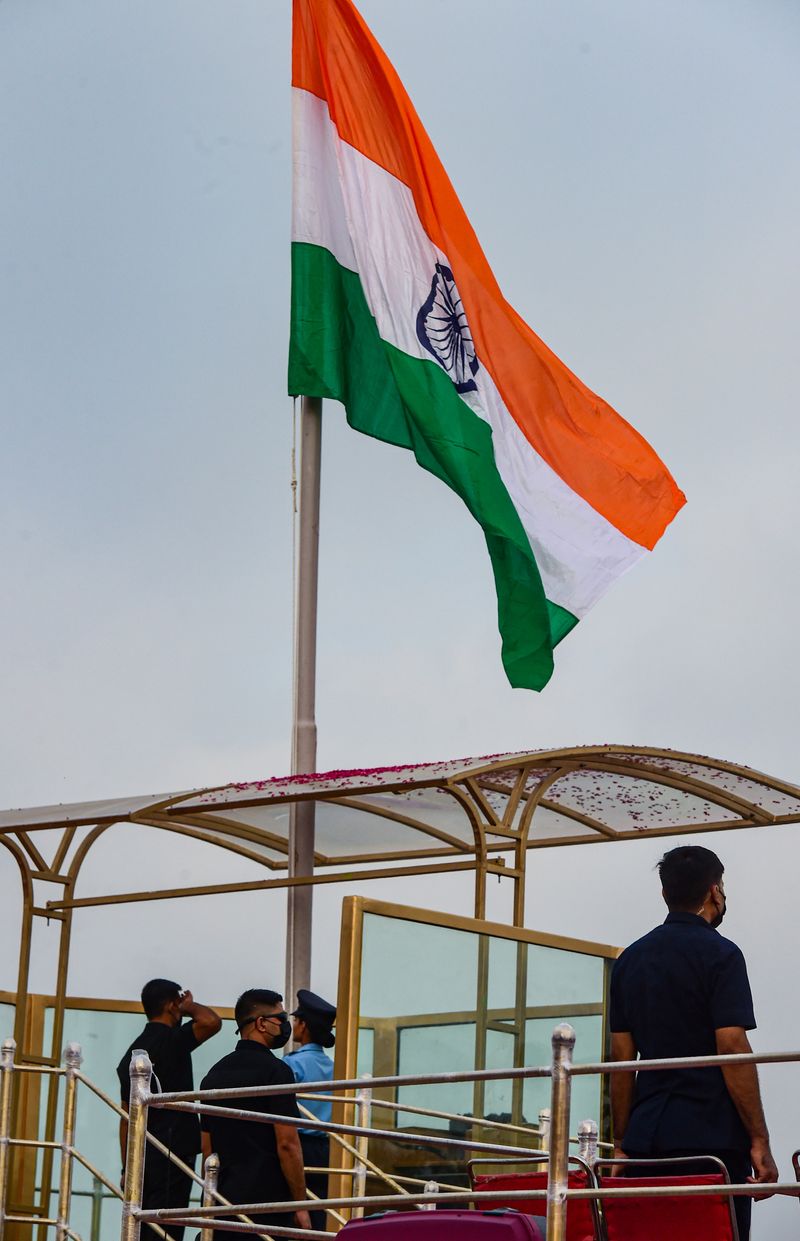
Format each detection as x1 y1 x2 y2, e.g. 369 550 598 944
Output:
65 822 113 890
512 765 571 925
443 783 495 920
558 745 800 799
132 815 294 870
544 757 775 826
458 744 800 804
0 835 35 1053
0 832 34 905
330 795 474 852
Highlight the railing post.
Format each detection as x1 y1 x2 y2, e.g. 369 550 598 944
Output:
121 1050 152 1241
422 1180 439 1211
56 1043 83 1241
0 1038 16 1241
538 1107 551 1152
90 1176 104 1241
577 1119 598 1167
545 1023 575 1241
200 1153 219 1241
350 1075 372 1220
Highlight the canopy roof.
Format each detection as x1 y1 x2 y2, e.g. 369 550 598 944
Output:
2 747 800 902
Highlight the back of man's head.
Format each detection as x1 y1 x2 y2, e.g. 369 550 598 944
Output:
235 988 283 1030
658 846 724 910
141 978 181 1020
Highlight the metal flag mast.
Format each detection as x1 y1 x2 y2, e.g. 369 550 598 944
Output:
286 394 322 1004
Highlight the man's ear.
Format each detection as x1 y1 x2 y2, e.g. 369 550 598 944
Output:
661 887 669 906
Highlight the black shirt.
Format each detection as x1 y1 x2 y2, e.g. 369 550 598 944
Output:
117 1021 201 1156
200 1041 301 1207
610 912 756 1153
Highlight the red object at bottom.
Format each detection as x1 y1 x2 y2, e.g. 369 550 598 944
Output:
472 1171 595 1241
602 1174 736 1241
339 1208 544 1239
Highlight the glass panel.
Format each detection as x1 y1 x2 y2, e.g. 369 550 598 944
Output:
356 1027 374 1076
0 1002 14 1040
483 1027 517 1119
526 943 604 1007
522 1015 604 1132
618 754 800 815
396 1023 475 1127
353 906 614 1188
545 769 739 830
39 1004 238 1241
487 936 518 1011
361 913 478 1018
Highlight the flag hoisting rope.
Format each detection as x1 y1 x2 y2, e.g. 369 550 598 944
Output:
288 0 685 693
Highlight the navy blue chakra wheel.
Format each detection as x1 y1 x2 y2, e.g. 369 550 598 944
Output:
416 263 480 394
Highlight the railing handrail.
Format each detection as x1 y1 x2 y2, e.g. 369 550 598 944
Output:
144 1044 800 1108
3 1029 800 1241
134 1179 800 1219
572 1047 800 1075
153 1097 543 1158
148 1062 553 1104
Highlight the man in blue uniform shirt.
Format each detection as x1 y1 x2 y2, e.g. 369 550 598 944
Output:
610 845 778 1240
284 990 336 1232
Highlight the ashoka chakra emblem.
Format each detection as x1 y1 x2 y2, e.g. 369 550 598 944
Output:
416 263 479 394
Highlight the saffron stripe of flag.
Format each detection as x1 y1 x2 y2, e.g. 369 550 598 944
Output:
289 0 686 690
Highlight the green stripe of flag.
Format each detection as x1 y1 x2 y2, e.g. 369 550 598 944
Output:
288 241 578 690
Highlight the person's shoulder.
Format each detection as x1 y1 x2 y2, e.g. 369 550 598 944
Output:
271 1055 296 1085
283 1044 312 1065
139 1023 174 1055
117 1026 150 1072
283 1045 318 1081
615 925 664 963
200 1050 237 1087
708 930 747 961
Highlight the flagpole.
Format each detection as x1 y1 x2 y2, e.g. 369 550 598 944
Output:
286 395 322 1006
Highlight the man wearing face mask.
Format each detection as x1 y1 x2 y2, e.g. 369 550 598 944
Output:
610 846 777 1240
200 990 311 1236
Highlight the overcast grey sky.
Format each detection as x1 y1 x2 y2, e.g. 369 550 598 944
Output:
1 1 799 1235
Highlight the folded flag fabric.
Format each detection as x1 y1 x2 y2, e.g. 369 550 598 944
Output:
289 0 686 690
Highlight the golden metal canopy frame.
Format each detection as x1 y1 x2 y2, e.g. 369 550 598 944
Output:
2 743 800 1230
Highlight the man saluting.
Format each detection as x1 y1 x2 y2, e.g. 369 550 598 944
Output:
117 979 221 1240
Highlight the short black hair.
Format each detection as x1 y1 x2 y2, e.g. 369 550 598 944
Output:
305 1019 335 1049
234 989 283 1030
141 978 181 1020
658 846 724 910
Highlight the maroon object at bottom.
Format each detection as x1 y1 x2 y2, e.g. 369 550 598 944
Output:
339 1209 544 1239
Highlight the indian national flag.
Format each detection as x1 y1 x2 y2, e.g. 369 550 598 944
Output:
289 0 686 691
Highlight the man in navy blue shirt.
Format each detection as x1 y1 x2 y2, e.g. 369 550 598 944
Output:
610 846 777 1240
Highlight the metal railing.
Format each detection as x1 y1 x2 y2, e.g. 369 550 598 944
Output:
126 1025 800 1241
2 1029 800 1241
